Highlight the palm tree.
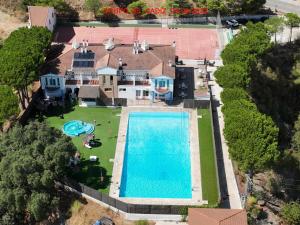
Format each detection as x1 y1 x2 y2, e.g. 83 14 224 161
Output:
265 16 284 44
285 13 300 43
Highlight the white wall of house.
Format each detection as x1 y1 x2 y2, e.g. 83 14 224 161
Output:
46 8 56 32
118 85 151 100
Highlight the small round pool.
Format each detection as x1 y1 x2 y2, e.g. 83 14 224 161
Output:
63 120 94 137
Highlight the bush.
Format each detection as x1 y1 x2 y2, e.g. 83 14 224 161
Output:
135 220 149 225
281 202 300 225
127 1 147 18
214 63 250 89
221 88 249 105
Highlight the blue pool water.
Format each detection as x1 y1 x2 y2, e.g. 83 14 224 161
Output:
63 120 94 137
120 112 192 199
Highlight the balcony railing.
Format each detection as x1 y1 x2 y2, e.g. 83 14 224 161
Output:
117 80 150 86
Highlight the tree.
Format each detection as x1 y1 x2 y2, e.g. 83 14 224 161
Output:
265 16 284 44
0 27 52 109
165 0 192 17
285 13 300 43
0 86 19 124
222 22 271 66
127 0 148 18
0 122 76 223
240 0 266 14
281 202 300 225
214 63 250 88
220 88 249 105
223 99 279 172
193 0 265 14
292 114 300 151
85 0 101 17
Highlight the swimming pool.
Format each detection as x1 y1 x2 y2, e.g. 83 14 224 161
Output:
119 112 192 199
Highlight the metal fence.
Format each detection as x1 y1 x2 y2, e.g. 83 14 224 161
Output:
61 178 184 215
183 99 210 109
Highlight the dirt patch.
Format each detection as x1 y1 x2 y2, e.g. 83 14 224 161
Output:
0 9 26 39
66 199 154 225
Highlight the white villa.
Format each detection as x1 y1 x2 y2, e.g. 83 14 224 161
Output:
41 39 176 106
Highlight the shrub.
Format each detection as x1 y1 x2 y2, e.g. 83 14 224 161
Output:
281 202 300 225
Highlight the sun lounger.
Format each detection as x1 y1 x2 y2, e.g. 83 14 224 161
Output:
85 143 92 149
90 156 97 161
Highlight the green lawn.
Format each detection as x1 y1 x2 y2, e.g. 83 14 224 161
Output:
198 108 219 205
46 106 121 193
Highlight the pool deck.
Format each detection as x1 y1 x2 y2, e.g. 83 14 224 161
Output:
109 106 203 206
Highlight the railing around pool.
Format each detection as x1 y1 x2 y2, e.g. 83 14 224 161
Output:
58 177 186 215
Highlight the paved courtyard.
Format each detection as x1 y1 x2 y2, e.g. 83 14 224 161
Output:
54 27 219 60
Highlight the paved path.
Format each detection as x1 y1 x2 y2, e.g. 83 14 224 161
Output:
265 0 300 15
208 62 242 209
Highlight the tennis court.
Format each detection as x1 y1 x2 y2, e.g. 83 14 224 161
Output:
54 26 219 60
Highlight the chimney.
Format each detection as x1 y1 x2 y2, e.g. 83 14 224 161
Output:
141 40 149 52
168 59 172 67
105 37 115 51
80 46 84 53
119 58 123 67
172 41 176 48
133 41 139 54
72 39 79 49
86 40 89 47
84 47 87 54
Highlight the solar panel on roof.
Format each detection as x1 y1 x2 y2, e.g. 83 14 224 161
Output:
73 60 94 68
74 52 95 60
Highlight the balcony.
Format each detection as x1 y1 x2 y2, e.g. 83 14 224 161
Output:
117 80 150 86
155 87 170 94
66 80 81 85
118 80 133 85
83 80 99 85
135 81 150 86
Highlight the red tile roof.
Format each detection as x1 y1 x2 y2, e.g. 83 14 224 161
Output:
188 208 248 225
45 44 175 78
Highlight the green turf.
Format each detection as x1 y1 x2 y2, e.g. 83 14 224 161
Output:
46 106 121 193
198 108 219 205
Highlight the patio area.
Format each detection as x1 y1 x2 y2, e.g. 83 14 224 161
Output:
46 106 121 193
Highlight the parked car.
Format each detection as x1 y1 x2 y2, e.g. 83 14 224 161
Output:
226 19 239 28
93 217 115 225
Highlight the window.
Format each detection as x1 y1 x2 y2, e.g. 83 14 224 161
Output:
136 90 141 97
104 88 112 92
49 78 56 86
110 76 113 85
49 20 51 25
143 90 149 97
102 76 106 84
119 88 126 92
159 80 166 88
57 78 60 86
45 78 48 86
167 80 169 88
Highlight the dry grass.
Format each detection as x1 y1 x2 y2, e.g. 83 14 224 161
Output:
0 8 26 39
66 199 155 225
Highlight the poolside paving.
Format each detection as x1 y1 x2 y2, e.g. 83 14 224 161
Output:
110 106 203 206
